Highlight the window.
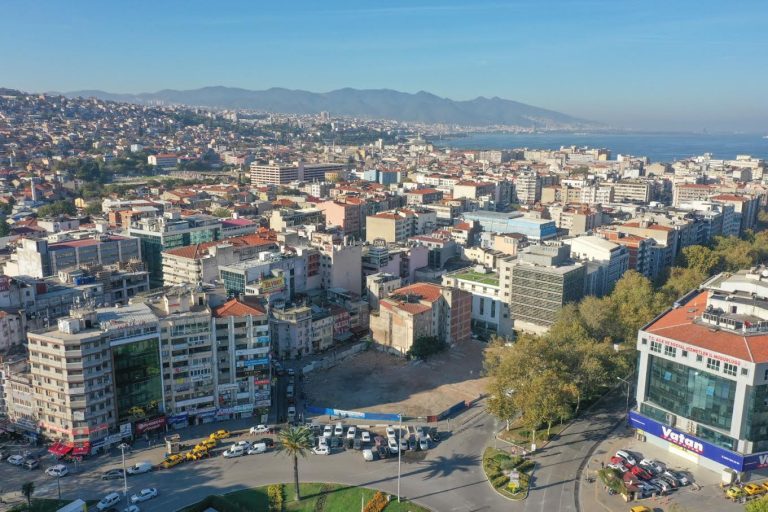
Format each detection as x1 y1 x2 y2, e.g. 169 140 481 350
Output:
742 368 749 376
723 363 737 377
682 350 688 358
664 345 677 358
650 340 662 353
707 358 721 371
641 338 648 345
696 355 703 362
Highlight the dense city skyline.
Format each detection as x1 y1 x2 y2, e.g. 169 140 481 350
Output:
3 0 767 132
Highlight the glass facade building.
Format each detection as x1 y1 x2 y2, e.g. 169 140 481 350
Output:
112 338 163 423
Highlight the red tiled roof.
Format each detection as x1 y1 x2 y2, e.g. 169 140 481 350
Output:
645 290 768 363
392 283 443 303
213 298 266 318
711 194 748 202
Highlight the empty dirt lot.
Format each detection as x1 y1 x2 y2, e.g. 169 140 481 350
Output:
303 340 489 418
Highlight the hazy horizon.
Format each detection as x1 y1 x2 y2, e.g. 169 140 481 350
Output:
3 0 767 132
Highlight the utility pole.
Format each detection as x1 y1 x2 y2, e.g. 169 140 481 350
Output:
397 413 402 503
118 443 129 503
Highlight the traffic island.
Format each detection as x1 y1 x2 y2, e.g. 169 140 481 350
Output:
179 483 431 512
482 447 533 500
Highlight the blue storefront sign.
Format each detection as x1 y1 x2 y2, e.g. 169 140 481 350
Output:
168 412 189 426
629 411 768 472
243 357 270 367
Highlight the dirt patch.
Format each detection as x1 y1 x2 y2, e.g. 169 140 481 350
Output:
304 340 489 418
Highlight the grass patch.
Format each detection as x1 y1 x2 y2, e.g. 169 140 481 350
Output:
482 447 533 501
181 483 430 512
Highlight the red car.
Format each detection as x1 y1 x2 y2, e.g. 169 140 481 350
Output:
630 465 653 480
609 456 625 466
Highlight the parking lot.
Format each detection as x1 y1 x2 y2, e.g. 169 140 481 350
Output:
580 423 745 512
303 341 488 418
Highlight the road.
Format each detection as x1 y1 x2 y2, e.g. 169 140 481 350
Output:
1 385 626 511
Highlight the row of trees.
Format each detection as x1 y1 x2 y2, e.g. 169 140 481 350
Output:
485 225 768 444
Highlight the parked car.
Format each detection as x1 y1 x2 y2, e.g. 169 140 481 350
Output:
46 464 68 477
607 463 627 473
347 426 357 439
386 427 396 440
323 425 333 438
615 450 637 466
287 406 296 422
223 445 246 458
102 468 125 480
353 438 362 450
124 505 141 512
639 458 664 474
419 437 429 451
361 431 371 443
130 488 158 504
374 436 385 448
427 428 440 442
127 462 154 475
657 474 678 489
260 438 275 448
312 445 330 455
247 443 268 455
630 465 653 480
334 423 344 437
232 441 251 450
744 483 765 496
7 455 23 465
407 436 417 451
209 429 230 440
250 425 270 435
387 438 399 454
663 470 690 486
363 448 375 461
23 459 39 470
650 478 671 492
96 492 121 511
161 455 184 469
726 487 745 499
377 445 388 459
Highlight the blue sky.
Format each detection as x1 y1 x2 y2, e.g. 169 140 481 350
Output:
2 0 767 131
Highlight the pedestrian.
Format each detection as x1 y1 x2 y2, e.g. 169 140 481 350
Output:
601 461 604 469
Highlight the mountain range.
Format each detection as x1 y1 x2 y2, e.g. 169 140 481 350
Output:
62 86 599 129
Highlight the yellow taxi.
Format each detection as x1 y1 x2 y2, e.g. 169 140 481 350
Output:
761 481 768 492
629 506 651 512
209 429 231 440
726 486 745 499
745 483 765 496
185 449 208 461
161 454 185 469
196 438 216 450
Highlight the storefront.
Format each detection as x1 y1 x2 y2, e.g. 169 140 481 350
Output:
629 411 768 474
134 416 167 437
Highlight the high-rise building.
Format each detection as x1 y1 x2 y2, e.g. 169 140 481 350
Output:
250 162 344 186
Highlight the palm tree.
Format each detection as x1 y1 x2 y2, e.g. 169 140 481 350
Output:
21 481 34 510
277 426 314 501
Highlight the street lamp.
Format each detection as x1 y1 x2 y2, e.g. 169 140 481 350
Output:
397 413 402 503
616 376 632 418
118 443 129 503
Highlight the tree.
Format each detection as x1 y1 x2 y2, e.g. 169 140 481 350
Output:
83 202 102 216
0 214 10 237
746 496 768 512
578 296 619 342
680 245 720 275
37 200 76 218
277 426 314 501
211 207 231 218
21 481 34 509
407 336 446 359
608 271 667 343
713 236 756 271
661 267 707 303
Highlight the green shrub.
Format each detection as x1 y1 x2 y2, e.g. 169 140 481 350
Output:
268 484 284 512
517 459 535 472
491 475 510 488
509 455 524 467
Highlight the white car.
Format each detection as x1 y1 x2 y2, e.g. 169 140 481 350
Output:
96 492 121 511
615 450 637 466
7 455 24 465
46 464 69 477
346 426 357 439
607 463 627 473
386 427 396 440
387 438 399 453
250 424 270 435
323 425 333 438
312 445 330 455
126 462 153 475
639 458 663 474
232 440 251 450
247 442 267 455
130 488 158 504
363 448 374 461
419 437 429 451
287 406 296 422
361 431 371 443
334 423 344 437
124 506 141 512
223 445 245 458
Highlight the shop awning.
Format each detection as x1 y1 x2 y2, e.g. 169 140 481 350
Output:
72 443 90 456
60 444 73 455
47 442 62 455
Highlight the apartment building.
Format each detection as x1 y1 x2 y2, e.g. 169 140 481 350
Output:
269 208 325 232
250 162 344 186
405 188 444 205
569 236 630 297
632 268 768 473
272 305 313 359
501 245 586 334
148 153 179 169
442 266 512 338
612 180 652 203
318 200 362 239
129 211 221 286
5 235 141 279
515 171 541 204
370 282 471 355
673 183 717 207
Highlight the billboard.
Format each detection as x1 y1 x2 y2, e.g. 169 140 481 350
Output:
628 411 768 471
242 358 270 368
259 276 285 294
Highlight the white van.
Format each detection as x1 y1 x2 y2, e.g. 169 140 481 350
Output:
287 406 296 422
247 442 267 455
126 461 153 475
223 445 245 458
96 492 121 511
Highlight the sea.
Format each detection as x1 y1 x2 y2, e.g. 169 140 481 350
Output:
430 132 768 164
